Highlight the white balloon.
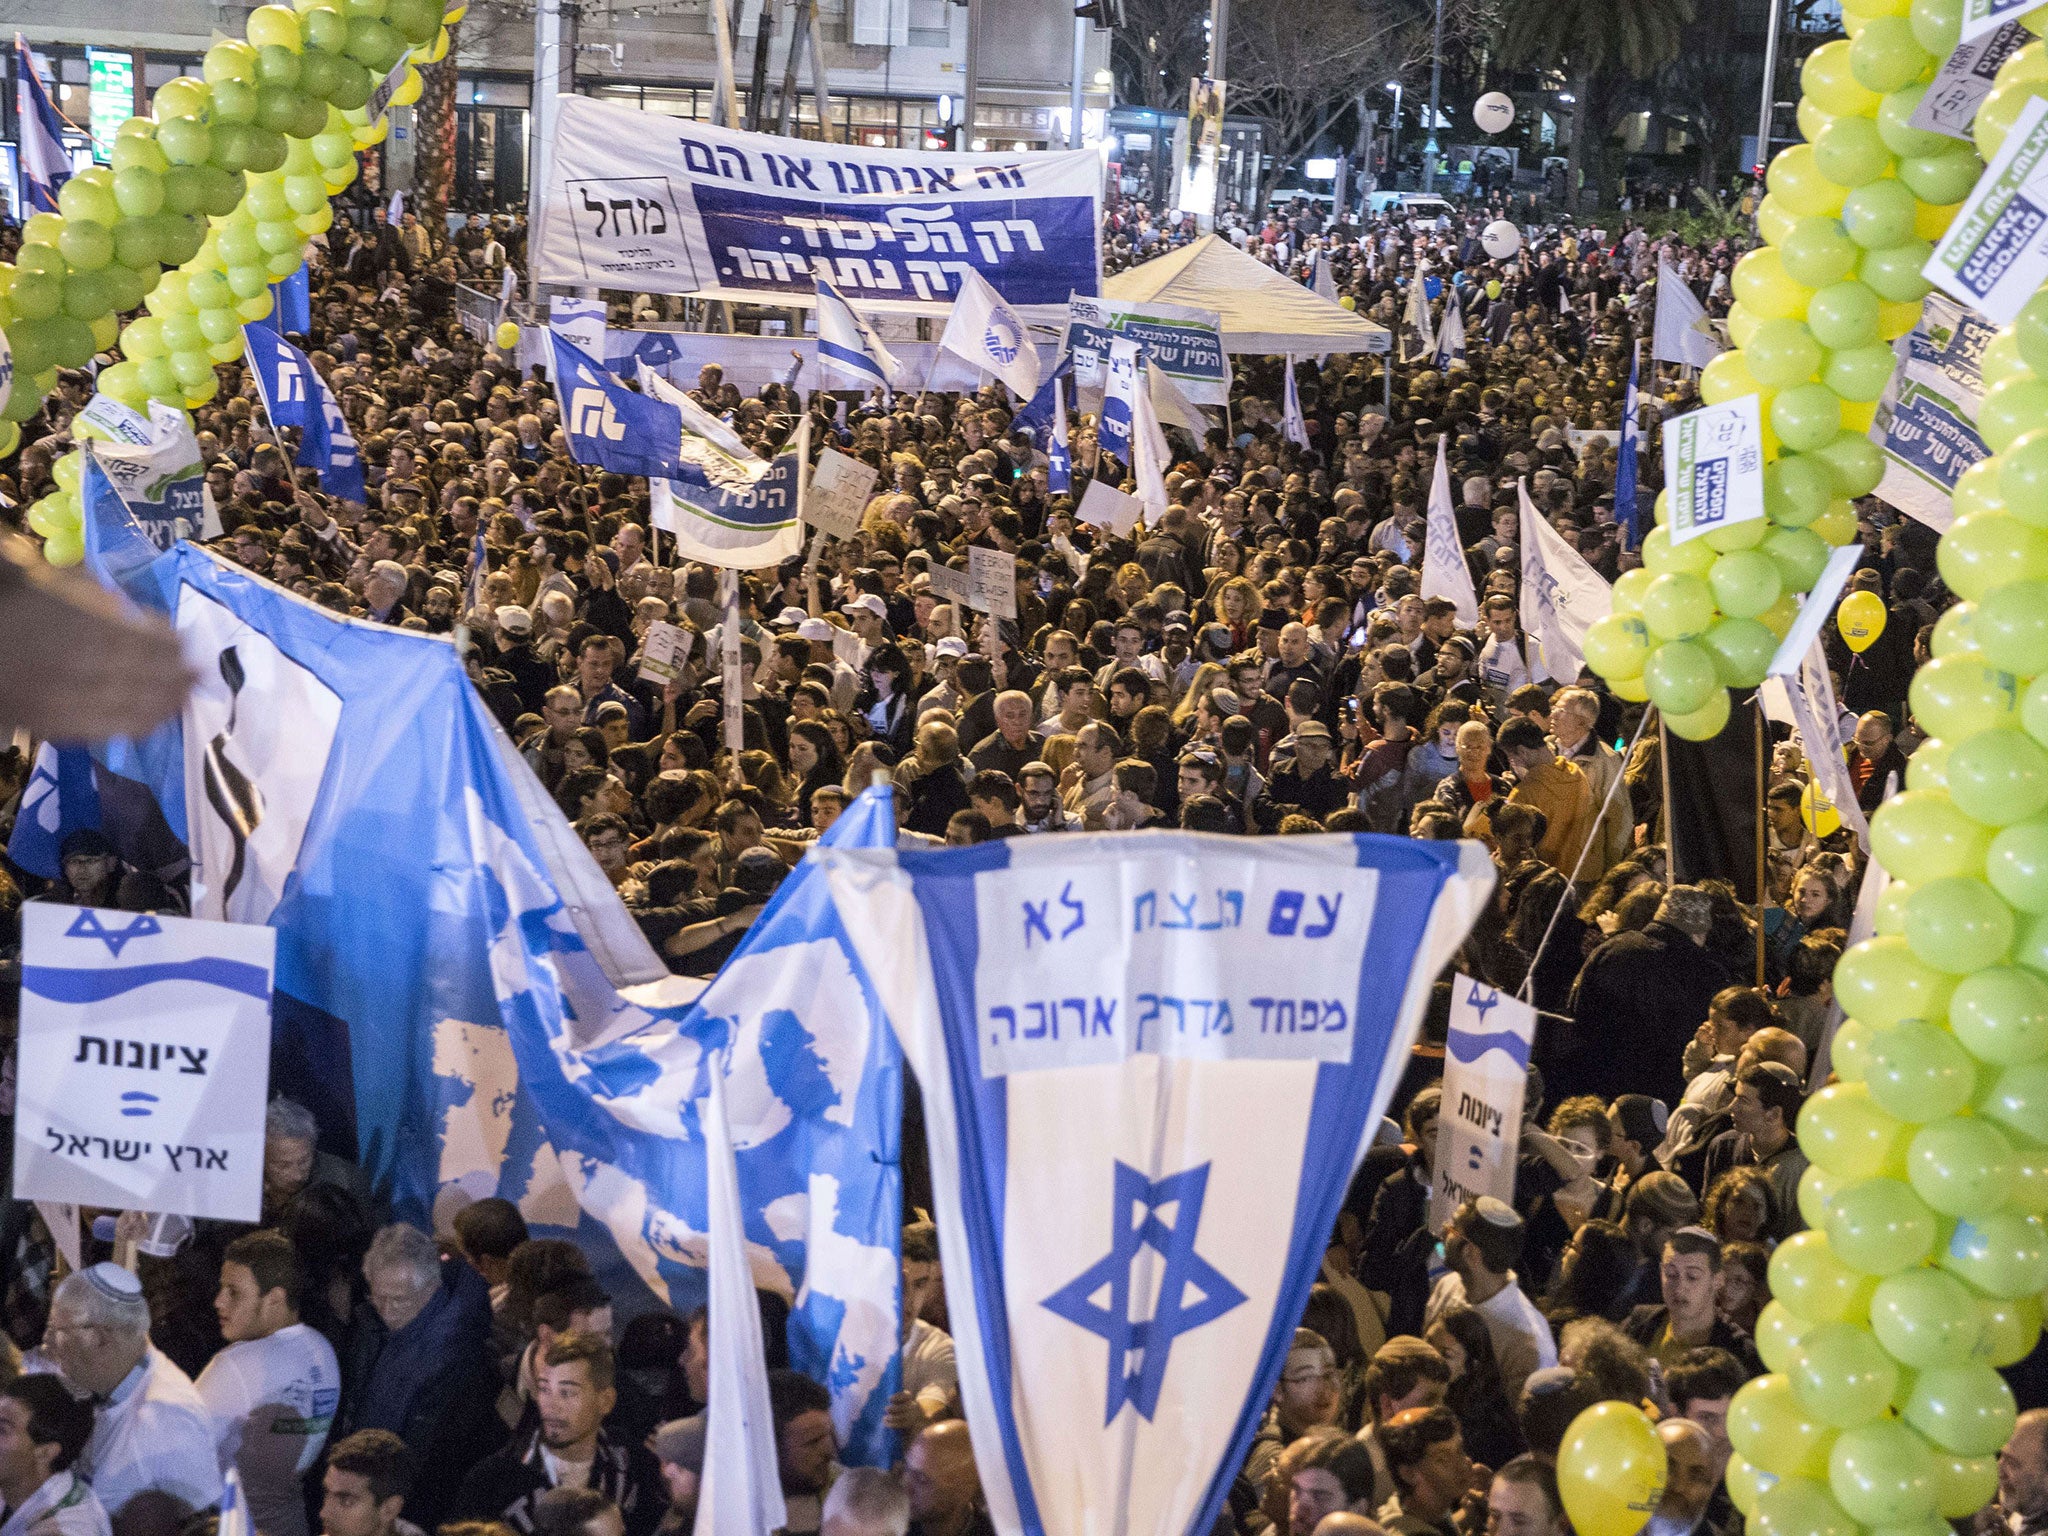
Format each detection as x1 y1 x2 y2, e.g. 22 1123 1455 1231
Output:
1474 92 1515 134
1481 219 1522 259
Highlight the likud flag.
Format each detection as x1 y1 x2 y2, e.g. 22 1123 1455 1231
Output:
78 461 905 1466
242 324 365 503
817 832 1494 1536
1099 338 1139 464
270 265 312 337
1048 376 1072 494
639 363 770 489
814 279 904 397
1519 478 1613 683
651 415 810 570
548 331 690 480
1653 260 1724 368
1281 358 1310 449
6 742 102 880
1616 348 1642 550
15 37 71 215
1423 434 1478 627
1433 289 1466 369
1010 354 1074 445
938 268 1042 398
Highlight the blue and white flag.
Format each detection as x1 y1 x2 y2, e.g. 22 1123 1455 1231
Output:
270 266 312 337
1520 478 1612 684
1099 339 1138 464
1422 434 1478 628
218 1469 254 1536
651 414 809 570
814 279 904 397
1433 290 1466 369
549 331 690 481
939 267 1042 399
1011 354 1074 445
78 458 904 1465
242 325 364 503
818 832 1493 1536
1132 361 1171 521
15 36 71 215
1616 348 1642 550
7 742 102 880
1282 358 1310 450
1047 377 1071 495
1653 259 1723 369
1313 247 1339 304
1404 272 1435 359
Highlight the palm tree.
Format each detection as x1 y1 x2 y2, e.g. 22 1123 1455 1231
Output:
1497 0 1695 209
414 20 461 226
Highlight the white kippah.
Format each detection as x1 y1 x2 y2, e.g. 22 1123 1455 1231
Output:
1473 1195 1519 1228
82 1262 142 1300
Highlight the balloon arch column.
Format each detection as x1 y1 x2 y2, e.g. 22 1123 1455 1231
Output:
1571 0 2048 1528
13 0 464 562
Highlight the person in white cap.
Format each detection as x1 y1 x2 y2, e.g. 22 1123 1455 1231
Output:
795 617 861 712
918 637 971 719
38 1264 222 1536
1422 1198 1556 1401
841 593 890 653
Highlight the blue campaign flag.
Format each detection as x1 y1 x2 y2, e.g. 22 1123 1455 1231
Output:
818 832 1494 1536
1047 378 1071 495
1616 349 1642 551
78 457 905 1465
15 36 71 215
270 266 312 337
242 324 364 503
1009 353 1073 445
550 331 690 481
7 742 103 880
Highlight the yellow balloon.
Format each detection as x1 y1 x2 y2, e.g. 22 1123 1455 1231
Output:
1733 247 1814 320
1878 298 1923 339
1757 196 1801 248
1802 777 1844 837
1841 398 1878 433
444 2 467 18
1838 588 1888 651
411 27 450 63
1915 199 1965 242
354 115 390 147
1798 97 1839 145
392 67 423 107
496 320 521 351
1803 38 1883 117
1727 302 1766 350
1701 349 1763 405
1559 1402 1668 1536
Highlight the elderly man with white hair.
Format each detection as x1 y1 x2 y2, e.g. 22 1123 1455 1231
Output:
38 1263 222 1536
361 561 412 626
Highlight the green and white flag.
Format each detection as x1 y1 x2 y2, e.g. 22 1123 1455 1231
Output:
1661 395 1765 546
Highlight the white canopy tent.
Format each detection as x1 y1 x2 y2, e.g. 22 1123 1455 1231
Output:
1103 235 1391 357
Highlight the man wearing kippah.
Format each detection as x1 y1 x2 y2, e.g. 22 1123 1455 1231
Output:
1422 1198 1556 1401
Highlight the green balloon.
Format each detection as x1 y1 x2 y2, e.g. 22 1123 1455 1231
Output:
1811 430 1888 496
1829 1418 1938 1528
1878 83 1953 159
255 43 303 91
109 134 168 177
326 57 373 111
1948 729 2048 827
1754 1477 1855 1536
1869 792 1992 888
1773 382 1846 453
57 179 117 227
1807 280 1883 350
1860 240 1935 304
1981 378 2048 455
101 262 148 313
1902 877 2015 975
10 269 60 322
1791 1321 1901 1427
1908 1115 2018 1217
1979 1059 2048 1144
2019 288 2048 379
1903 1363 2017 1454
1759 1300 1815 1373
1824 1176 1939 1274
1870 1265 1985 1368
1816 114 1896 187
1763 525 1831 591
1702 617 1779 688
1771 1230 1881 1324
387 0 444 44
111 167 164 220
1864 1017 1978 1124
154 214 205 267
1831 1021 1880 1086
1749 316 1827 387
1850 14 1934 92
56 221 113 272
345 16 407 71
59 270 110 323
1900 146 1986 207
1642 575 1717 642
244 129 290 175
157 115 212 167
159 165 205 215
1582 613 1651 680
1974 581 2048 675
1841 177 1920 250
1988 822 2048 915
1940 1210 2048 1296
255 84 304 136
211 79 259 127
298 48 347 104
2000 434 2048 528
1912 0 1963 54
1642 523 1718 577
1709 549 1783 618
1729 1374 1838 1477
306 7 350 53
1832 936 1958 1029
1801 1081 1913 1178
1824 341 1900 402
1781 219 1861 289
1911 654 2019 740
1767 453 1841 523
1975 1293 2042 1366
1645 639 1718 714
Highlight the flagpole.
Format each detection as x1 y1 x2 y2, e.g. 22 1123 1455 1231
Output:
1755 701 1768 986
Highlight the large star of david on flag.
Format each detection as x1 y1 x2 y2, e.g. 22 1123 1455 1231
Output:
1042 1160 1247 1424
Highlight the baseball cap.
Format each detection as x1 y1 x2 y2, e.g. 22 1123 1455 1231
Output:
1295 720 1333 740
654 1415 706 1474
495 605 533 636
934 636 969 659
797 618 835 642
842 593 888 619
774 605 809 628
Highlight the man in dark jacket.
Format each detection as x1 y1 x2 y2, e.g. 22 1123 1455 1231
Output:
1848 710 1908 818
1565 886 1730 1105
454 1333 663 1536
1619 1227 1762 1377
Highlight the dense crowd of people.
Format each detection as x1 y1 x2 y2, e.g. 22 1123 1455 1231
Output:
0 179 2012 1536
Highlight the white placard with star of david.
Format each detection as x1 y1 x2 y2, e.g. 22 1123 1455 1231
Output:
14 903 275 1220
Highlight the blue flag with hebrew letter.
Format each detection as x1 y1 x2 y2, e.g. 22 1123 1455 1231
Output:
817 833 1493 1536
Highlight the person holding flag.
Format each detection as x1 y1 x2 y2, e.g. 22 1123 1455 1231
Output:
242 323 366 503
1433 290 1466 370
814 279 905 400
1282 359 1311 450
1615 346 1642 549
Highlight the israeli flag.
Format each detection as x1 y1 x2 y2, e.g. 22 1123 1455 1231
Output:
270 266 312 337
1433 290 1466 370
817 832 1494 1536
1047 377 1071 495
1010 353 1074 446
77 458 905 1467
1519 477 1612 684
7 742 102 880
938 268 1042 399
1313 247 1339 305
1616 347 1642 550
814 279 903 397
242 324 364 503
1281 358 1310 450
15 36 71 215
1404 272 1435 359
1422 434 1477 628
1099 339 1138 464
548 330 689 481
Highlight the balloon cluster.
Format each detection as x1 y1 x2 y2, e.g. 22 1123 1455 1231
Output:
17 0 463 565
1578 0 1999 739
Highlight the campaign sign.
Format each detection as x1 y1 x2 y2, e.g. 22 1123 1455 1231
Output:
1066 296 1232 407
15 904 275 1220
1662 395 1765 544
1925 94 2048 323
1430 976 1536 1231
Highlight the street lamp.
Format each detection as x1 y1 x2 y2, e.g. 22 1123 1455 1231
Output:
1423 0 1444 191
1387 80 1403 181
